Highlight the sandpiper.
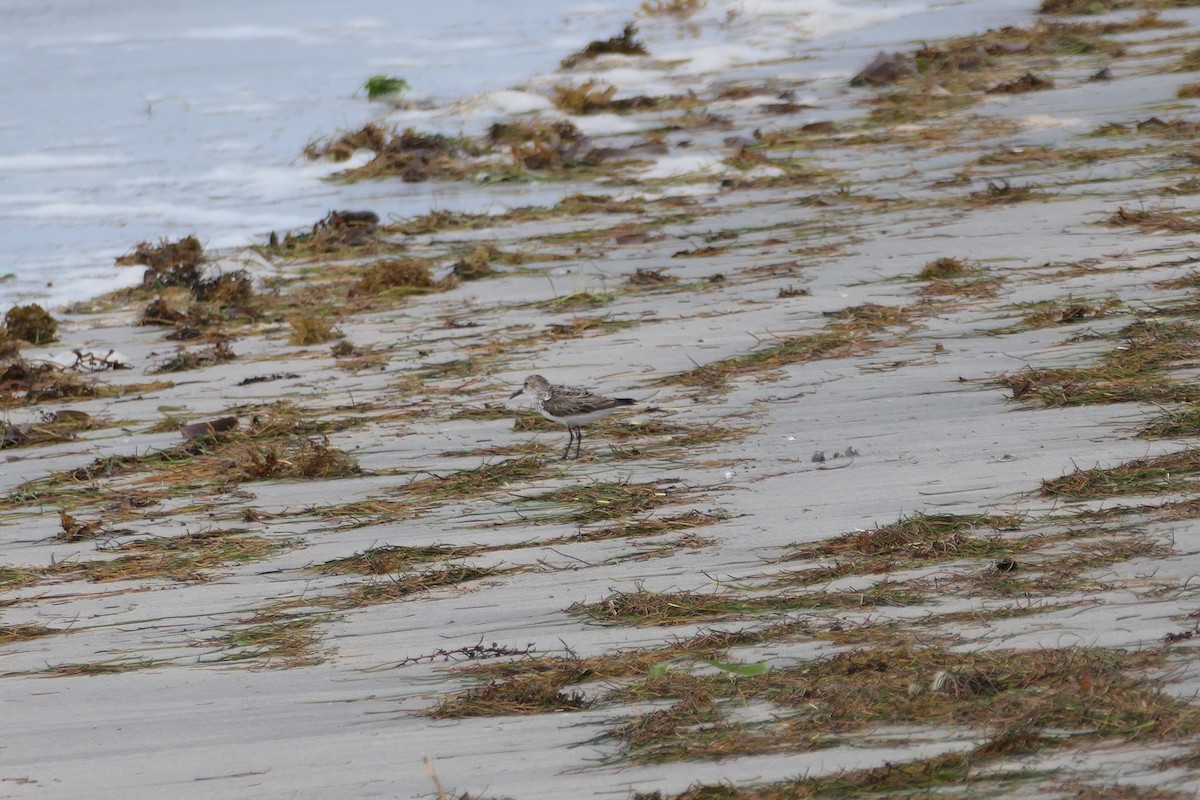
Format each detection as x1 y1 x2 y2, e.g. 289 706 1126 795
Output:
510 374 636 460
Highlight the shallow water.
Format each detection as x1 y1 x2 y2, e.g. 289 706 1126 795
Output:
0 0 979 308
0 0 648 306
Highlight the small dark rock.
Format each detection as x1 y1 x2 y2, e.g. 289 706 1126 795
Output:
1 423 31 448
850 51 916 87
801 121 837 134
180 416 239 441
334 210 380 228
986 72 1053 94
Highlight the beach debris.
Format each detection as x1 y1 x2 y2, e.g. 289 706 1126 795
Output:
298 105 671 182
151 341 236 374
207 250 276 284
995 556 1019 572
139 297 185 326
165 307 221 341
120 236 258 322
288 316 342 346
918 257 970 280
968 179 1042 205
332 210 379 228
673 242 728 258
1 422 34 448
760 99 812 114
237 372 301 386
850 51 917 86
800 120 837 134
551 80 673 114
236 437 360 481
304 122 390 161
4 304 58 344
682 111 733 132
58 511 102 542
451 244 498 281
759 89 812 114
303 123 479 182
46 409 92 426
179 416 239 441
1020 297 1120 328
987 71 1054 93
0 359 97 405
1 409 93 450
614 232 653 245
190 269 254 309
316 209 379 237
561 22 647 69
355 257 437 296
1038 0 1122 12
272 210 380 253
362 74 409 101
627 267 677 286
715 83 777 100
393 638 537 667
42 349 131 372
1135 116 1199 134
639 0 705 16
118 235 205 289
551 80 618 114
590 140 670 162
490 120 590 170
307 211 377 249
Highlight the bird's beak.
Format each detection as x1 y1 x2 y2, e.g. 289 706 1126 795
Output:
509 387 524 399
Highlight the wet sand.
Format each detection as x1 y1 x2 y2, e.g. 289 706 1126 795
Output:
4 4 1200 799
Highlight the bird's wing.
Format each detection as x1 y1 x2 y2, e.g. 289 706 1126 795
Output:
555 383 601 399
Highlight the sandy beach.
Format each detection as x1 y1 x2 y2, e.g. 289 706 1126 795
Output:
5 1 1200 798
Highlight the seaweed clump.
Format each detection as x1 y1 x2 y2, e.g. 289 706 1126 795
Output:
4 304 58 344
236 438 360 481
551 81 664 115
0 360 96 406
561 23 647 69
451 245 499 281
304 124 480 182
119 236 259 336
118 235 205 289
152 341 237 374
488 120 590 171
355 258 438 296
269 210 380 254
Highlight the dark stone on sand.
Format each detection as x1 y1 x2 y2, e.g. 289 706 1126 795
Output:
180 416 239 440
850 51 916 87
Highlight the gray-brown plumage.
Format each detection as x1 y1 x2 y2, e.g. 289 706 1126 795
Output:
509 374 635 459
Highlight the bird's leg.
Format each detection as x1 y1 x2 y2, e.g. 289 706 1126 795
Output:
574 427 583 459
562 428 574 460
